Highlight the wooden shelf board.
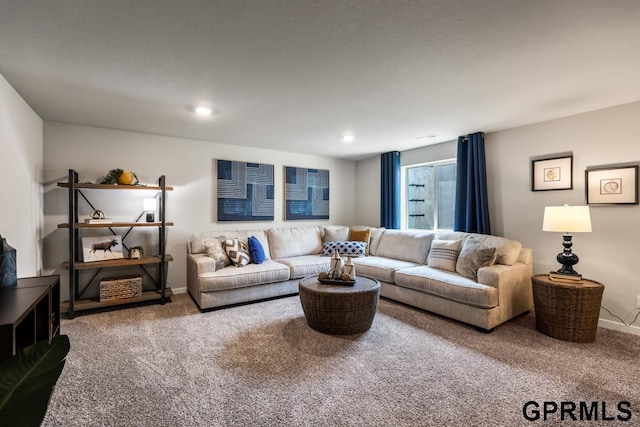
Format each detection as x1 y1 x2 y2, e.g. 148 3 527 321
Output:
58 182 173 191
61 255 174 270
58 222 174 228
61 289 173 314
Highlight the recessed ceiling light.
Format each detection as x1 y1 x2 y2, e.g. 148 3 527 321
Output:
343 134 355 143
195 105 213 116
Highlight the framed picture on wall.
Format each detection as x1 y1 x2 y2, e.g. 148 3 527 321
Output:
585 164 639 205
216 160 275 221
531 154 573 191
284 166 329 220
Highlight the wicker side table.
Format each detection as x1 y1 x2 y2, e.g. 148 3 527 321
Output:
299 276 380 335
532 274 604 343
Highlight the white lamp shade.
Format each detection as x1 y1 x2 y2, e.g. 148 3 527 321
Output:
143 198 157 212
542 205 592 233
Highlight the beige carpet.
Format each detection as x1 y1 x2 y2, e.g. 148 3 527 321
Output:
43 293 639 426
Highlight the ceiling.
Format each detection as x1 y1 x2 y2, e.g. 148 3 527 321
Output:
2 1 640 161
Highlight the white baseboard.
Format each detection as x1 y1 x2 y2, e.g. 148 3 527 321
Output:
598 318 640 336
170 286 187 295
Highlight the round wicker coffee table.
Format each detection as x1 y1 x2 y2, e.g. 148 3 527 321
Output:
299 276 380 335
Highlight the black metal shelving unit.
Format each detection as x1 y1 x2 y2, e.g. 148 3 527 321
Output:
58 169 173 318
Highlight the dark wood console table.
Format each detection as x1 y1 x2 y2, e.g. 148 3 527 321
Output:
0 275 61 362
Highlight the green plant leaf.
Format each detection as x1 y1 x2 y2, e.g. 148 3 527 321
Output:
0 335 70 427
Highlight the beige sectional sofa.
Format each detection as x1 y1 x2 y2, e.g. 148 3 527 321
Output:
187 225 533 331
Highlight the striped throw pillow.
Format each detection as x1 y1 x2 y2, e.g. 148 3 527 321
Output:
427 239 463 272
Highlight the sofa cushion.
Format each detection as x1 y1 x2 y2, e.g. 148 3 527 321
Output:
375 230 435 264
427 239 463 272
320 241 366 257
395 266 498 309
224 238 251 267
204 237 232 270
199 260 291 292
455 236 497 280
275 255 331 279
322 226 350 243
351 256 420 284
267 227 323 259
435 232 522 266
368 227 385 255
248 236 266 264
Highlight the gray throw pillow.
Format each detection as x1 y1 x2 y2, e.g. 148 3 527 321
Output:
204 238 232 270
455 236 497 280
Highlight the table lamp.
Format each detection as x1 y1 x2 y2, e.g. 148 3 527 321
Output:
143 197 157 222
542 205 592 278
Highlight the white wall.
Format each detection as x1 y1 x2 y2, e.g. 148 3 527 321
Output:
0 73 43 277
43 122 357 298
355 102 640 334
486 101 640 334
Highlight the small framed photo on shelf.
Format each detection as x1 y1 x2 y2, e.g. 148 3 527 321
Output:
81 235 124 262
531 154 573 191
585 164 639 205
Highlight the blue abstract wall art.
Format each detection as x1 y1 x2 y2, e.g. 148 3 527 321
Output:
217 160 274 221
285 166 329 220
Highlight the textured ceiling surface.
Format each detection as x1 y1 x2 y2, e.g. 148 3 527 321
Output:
2 1 640 160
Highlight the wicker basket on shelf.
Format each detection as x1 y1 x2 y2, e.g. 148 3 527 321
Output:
99 276 142 302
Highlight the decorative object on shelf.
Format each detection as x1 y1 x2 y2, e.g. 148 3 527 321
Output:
542 205 592 279
143 198 156 222
531 153 573 191
0 234 17 287
585 164 639 205
81 235 124 262
129 246 144 259
86 210 112 224
90 210 106 219
217 160 274 222
96 169 139 185
99 276 143 302
285 166 329 220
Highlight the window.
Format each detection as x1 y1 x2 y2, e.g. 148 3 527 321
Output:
403 159 456 230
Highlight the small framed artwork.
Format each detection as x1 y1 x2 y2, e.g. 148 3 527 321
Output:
585 164 639 205
81 235 124 262
531 154 573 191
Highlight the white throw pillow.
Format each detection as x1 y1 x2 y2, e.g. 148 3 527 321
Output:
427 239 463 272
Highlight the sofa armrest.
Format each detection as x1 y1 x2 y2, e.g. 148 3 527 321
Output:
477 263 531 288
477 262 534 317
518 248 533 265
187 253 217 275
187 253 217 297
